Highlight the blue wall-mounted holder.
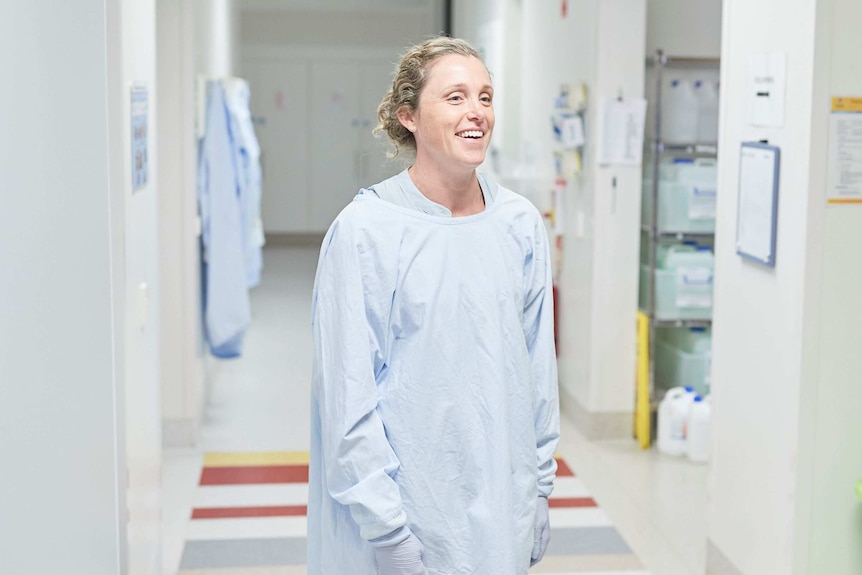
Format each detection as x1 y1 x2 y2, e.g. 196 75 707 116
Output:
736 141 781 268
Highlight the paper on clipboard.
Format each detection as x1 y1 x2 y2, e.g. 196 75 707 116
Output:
737 143 779 266
598 98 647 165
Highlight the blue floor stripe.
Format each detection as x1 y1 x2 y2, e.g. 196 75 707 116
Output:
179 526 630 569
546 526 633 556
180 538 306 569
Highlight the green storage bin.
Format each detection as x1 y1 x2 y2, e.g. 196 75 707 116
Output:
655 333 712 397
642 159 717 234
639 264 713 320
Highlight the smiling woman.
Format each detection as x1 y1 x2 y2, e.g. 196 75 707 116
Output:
307 36 561 575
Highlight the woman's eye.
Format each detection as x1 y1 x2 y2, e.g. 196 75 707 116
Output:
448 95 463 102
481 96 493 104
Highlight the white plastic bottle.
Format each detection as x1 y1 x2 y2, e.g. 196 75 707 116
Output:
695 80 720 143
662 79 699 144
658 386 697 456
686 395 712 463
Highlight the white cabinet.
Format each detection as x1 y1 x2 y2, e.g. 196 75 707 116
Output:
246 58 310 233
245 53 400 234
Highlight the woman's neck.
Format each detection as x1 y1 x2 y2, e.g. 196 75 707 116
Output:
408 163 484 217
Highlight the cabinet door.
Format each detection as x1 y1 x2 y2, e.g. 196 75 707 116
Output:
357 59 402 189
245 58 311 233
310 60 362 231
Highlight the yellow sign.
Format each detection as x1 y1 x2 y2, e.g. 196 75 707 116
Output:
832 97 862 113
828 96 862 203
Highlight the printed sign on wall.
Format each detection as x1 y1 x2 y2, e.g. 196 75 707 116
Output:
131 86 149 192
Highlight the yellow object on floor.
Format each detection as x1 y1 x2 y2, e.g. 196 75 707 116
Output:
204 451 310 468
636 311 651 449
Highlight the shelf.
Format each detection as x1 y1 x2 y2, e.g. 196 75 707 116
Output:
640 225 715 241
649 317 712 329
647 142 718 156
645 55 720 69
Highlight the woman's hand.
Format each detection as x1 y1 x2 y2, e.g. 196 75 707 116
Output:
372 526 427 575
530 496 551 566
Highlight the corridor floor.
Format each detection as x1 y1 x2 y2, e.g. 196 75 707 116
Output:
162 245 708 575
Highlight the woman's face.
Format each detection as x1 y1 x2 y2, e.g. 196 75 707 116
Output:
400 54 495 174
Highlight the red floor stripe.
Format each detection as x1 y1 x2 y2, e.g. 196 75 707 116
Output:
192 505 308 519
199 465 309 486
555 458 575 477
549 497 597 509
200 462 572 485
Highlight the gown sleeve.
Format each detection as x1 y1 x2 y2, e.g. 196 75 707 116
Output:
311 215 407 540
523 216 561 498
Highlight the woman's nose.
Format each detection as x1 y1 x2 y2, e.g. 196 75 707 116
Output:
467 100 485 121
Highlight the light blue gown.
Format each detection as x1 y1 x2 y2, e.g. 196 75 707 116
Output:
224 78 265 288
198 83 250 358
308 171 560 575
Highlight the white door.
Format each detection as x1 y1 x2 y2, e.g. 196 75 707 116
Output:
310 60 362 231
246 58 311 233
357 60 402 189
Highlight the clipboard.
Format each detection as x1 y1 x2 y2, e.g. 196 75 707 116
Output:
736 142 781 267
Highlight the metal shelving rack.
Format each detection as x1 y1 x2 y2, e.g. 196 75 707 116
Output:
641 49 721 412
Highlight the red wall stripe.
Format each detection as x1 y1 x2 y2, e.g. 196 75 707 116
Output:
199 465 309 486
192 505 308 520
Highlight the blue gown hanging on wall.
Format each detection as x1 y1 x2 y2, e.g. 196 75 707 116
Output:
224 78 265 288
198 82 251 358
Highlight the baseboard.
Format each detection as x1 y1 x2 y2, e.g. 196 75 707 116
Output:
162 418 198 449
707 539 745 575
560 389 633 440
265 232 325 247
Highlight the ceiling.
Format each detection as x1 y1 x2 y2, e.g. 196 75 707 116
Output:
239 0 438 13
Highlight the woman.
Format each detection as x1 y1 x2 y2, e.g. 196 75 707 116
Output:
308 37 560 575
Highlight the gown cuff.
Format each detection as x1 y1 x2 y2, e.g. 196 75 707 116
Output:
368 524 412 548
353 506 408 541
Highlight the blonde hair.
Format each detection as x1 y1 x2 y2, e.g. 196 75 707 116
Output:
374 36 486 160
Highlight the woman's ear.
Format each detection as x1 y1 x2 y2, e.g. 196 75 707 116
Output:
397 107 417 134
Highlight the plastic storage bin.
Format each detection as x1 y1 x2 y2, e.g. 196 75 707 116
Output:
642 158 717 234
639 246 714 320
695 80 719 143
655 327 712 396
662 79 699 143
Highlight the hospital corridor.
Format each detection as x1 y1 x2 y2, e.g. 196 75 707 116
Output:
3 1 862 575
161 245 694 574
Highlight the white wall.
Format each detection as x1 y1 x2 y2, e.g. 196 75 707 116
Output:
708 3 816 571
455 0 645 437
158 0 206 448
241 9 439 47
0 4 122 572
0 1 159 572
589 1 646 416
647 0 722 58
798 2 862 570
519 0 599 412
196 0 239 78
159 0 241 448
708 0 862 572
120 1 163 572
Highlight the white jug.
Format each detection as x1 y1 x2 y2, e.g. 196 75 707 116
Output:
686 395 712 463
658 386 696 456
